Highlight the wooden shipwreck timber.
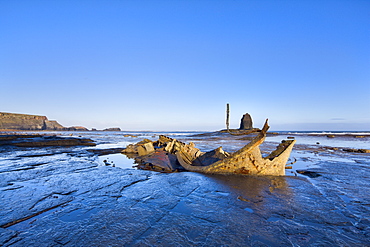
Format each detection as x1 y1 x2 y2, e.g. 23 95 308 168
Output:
122 119 296 176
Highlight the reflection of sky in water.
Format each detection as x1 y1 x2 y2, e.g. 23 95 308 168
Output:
94 141 133 149
98 153 135 169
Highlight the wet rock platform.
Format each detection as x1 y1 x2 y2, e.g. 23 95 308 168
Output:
0 132 369 246
0 134 96 147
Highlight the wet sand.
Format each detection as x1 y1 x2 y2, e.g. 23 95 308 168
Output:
0 131 369 246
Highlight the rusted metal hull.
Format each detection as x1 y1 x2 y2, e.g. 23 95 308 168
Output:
175 120 296 176
176 139 295 176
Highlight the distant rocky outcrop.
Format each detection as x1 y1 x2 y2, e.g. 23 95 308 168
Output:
0 112 88 131
103 127 121 131
66 126 89 131
239 113 253 130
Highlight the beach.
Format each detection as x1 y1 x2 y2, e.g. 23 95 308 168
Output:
0 131 369 246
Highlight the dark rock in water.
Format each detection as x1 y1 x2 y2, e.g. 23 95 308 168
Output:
14 138 96 147
0 134 42 141
103 128 121 131
239 113 253 130
0 134 95 147
88 148 125 155
343 148 370 153
296 170 322 178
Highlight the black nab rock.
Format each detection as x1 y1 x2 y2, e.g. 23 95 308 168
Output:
239 113 253 130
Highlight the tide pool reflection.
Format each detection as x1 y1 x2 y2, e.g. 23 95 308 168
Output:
202 174 292 213
98 153 136 169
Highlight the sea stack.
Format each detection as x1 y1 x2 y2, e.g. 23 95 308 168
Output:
239 113 253 130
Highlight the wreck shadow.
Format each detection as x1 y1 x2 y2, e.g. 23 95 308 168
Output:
202 174 292 207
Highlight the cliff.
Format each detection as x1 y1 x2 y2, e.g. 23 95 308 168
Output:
0 112 88 131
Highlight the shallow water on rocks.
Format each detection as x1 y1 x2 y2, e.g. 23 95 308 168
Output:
98 153 136 169
266 133 370 149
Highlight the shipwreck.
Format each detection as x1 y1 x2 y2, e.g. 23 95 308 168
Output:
122 119 296 176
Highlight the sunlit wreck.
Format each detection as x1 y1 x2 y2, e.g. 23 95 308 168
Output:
122 120 296 176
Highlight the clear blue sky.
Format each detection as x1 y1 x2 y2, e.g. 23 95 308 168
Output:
1 0 369 131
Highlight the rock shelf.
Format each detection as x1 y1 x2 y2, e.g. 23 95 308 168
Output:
0 131 369 246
